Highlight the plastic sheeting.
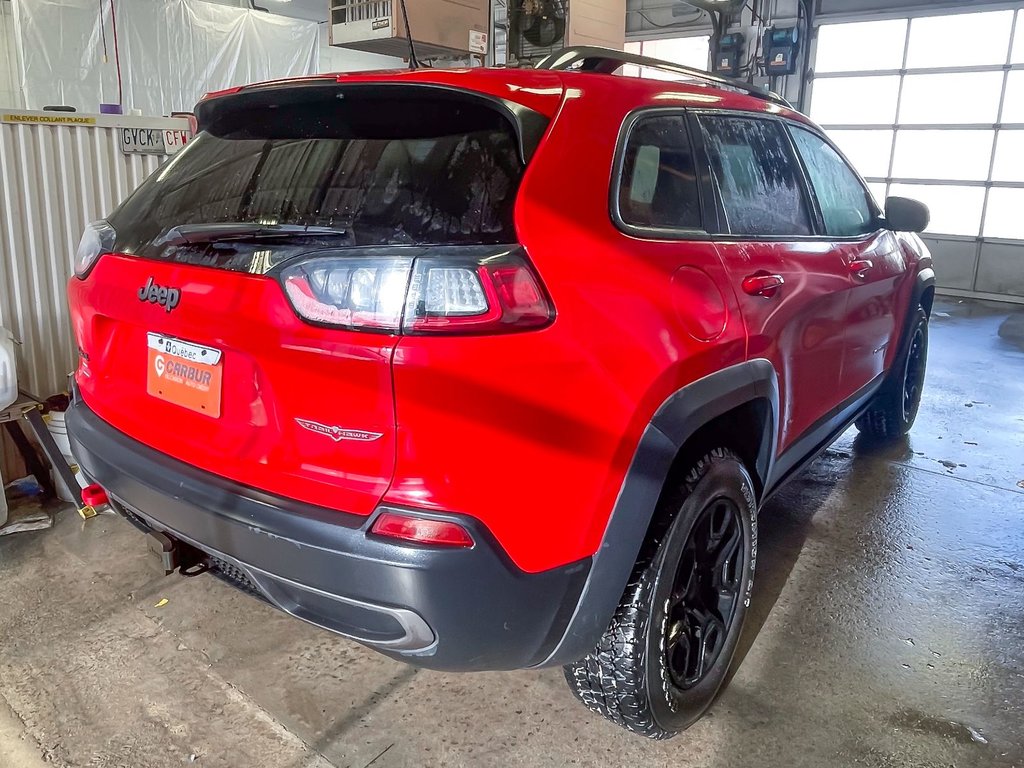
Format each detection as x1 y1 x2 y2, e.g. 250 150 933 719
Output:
13 0 319 116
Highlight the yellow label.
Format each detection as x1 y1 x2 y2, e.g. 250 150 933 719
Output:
3 113 97 126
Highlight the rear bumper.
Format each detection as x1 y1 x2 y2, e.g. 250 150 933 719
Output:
67 398 590 671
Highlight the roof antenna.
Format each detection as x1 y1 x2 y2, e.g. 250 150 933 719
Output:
397 0 421 69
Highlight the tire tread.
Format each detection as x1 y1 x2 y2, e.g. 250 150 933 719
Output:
856 307 928 441
563 448 739 740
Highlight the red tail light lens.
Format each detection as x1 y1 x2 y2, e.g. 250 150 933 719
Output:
403 253 551 333
278 247 553 335
281 257 412 331
370 511 475 548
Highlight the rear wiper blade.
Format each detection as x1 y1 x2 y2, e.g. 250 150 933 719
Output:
155 223 350 247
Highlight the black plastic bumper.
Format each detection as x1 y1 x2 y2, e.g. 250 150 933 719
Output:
66 399 590 671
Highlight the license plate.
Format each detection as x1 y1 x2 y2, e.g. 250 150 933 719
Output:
146 333 223 418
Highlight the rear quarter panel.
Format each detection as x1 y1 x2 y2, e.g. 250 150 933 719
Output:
388 79 746 573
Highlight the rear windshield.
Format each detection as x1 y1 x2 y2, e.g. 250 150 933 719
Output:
108 89 529 270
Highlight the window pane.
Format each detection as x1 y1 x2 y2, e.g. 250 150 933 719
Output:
867 182 888 207
892 130 994 181
984 187 1024 239
1013 12 1024 63
623 43 641 78
889 183 984 237
641 37 710 71
815 20 907 73
1000 71 1024 123
790 127 876 237
810 76 901 125
622 40 712 80
617 115 701 230
992 131 1024 182
826 129 893 178
898 72 1004 124
906 11 1014 68
699 116 813 237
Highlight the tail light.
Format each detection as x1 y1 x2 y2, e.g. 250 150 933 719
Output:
370 510 475 548
282 257 411 331
74 220 117 278
80 483 109 507
278 247 553 335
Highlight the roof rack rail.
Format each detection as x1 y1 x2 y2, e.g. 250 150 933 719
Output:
534 46 792 109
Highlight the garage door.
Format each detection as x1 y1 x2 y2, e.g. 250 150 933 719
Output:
810 8 1024 303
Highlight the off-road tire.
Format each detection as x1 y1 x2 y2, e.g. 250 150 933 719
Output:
856 307 929 441
563 448 757 739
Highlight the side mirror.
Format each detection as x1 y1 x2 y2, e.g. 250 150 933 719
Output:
885 196 930 233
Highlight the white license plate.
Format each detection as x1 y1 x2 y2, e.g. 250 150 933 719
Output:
146 333 223 365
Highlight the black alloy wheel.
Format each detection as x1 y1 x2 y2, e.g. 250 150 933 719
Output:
665 498 744 690
902 324 927 424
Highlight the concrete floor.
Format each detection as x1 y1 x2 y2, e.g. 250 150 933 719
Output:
1 297 1023 768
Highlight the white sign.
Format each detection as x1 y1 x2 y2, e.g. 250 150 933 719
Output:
147 333 223 365
469 29 488 54
120 127 191 156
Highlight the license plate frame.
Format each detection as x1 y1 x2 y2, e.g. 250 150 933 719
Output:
146 333 223 418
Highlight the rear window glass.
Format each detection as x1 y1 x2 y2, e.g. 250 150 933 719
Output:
617 113 702 231
108 90 530 270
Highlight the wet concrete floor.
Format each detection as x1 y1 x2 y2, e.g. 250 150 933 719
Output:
0 297 1022 767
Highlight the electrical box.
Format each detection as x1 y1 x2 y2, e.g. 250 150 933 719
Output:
713 32 745 77
329 0 490 60
510 0 626 64
764 26 800 76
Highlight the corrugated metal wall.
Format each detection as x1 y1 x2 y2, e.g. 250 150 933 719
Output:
0 112 191 398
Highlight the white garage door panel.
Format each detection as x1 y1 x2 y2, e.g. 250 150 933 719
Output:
921 237 978 292
818 0 977 16
976 242 1024 297
812 7 1024 302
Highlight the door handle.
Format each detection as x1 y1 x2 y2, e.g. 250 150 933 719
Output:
741 273 785 298
848 259 874 279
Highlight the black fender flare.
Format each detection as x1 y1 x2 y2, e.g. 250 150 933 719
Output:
533 359 779 667
914 267 936 315
891 267 935 377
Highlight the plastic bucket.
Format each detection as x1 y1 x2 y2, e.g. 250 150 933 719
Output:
46 411 87 502
0 328 17 412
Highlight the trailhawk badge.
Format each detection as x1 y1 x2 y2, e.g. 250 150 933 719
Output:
295 418 383 443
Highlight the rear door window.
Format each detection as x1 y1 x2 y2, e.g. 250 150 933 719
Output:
788 125 878 237
108 88 535 272
616 113 702 231
698 115 814 237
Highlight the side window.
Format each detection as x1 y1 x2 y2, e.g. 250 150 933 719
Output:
789 126 878 238
698 115 813 237
617 114 702 231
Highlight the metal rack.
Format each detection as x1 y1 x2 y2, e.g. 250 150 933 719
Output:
0 398 89 528
534 46 792 109
329 0 392 26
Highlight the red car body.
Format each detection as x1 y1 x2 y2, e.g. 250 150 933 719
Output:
66 54 934 673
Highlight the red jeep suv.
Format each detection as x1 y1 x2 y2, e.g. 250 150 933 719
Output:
66 47 934 738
